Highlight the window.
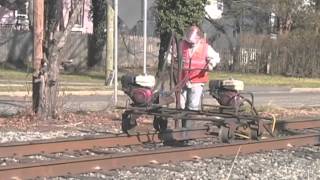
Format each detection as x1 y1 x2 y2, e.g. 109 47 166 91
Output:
71 0 85 27
217 0 223 10
15 2 29 30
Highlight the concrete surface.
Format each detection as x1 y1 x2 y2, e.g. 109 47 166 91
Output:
0 81 320 116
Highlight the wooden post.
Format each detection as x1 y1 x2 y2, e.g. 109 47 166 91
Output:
32 0 44 113
105 4 114 86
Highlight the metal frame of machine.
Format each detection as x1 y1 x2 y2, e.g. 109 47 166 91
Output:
120 33 275 143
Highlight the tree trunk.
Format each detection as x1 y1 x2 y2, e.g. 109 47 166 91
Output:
88 0 107 67
231 45 240 72
231 19 241 72
157 32 171 76
44 0 83 119
205 16 238 72
316 0 320 11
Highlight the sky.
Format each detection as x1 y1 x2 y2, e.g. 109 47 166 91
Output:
118 0 155 29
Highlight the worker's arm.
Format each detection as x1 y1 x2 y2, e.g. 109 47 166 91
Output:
207 45 220 70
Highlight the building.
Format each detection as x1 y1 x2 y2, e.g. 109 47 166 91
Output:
0 0 225 69
0 0 225 34
0 0 93 33
205 0 223 20
0 0 30 30
0 0 157 34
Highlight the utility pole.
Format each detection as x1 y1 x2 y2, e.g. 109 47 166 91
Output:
106 3 114 86
32 0 44 113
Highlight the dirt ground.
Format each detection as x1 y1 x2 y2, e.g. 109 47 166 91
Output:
0 107 319 133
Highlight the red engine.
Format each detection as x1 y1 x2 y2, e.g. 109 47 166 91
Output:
121 75 155 106
128 87 153 106
209 79 244 107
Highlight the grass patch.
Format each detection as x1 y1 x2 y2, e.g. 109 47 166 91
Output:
0 68 105 83
1 68 320 88
0 68 31 81
0 85 109 92
209 72 320 88
60 72 105 82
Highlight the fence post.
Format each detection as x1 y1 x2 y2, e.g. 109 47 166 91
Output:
106 4 114 86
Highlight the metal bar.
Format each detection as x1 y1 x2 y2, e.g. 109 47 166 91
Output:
106 4 114 86
143 0 147 75
121 106 270 121
0 129 209 157
1 133 319 179
114 0 118 104
130 110 262 122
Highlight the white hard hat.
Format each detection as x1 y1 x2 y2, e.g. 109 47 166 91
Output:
185 25 201 44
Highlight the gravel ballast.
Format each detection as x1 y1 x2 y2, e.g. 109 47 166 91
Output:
1 109 319 179
97 146 320 180
2 128 319 179
47 146 320 180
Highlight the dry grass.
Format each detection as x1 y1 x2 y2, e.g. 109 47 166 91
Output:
1 106 319 132
0 109 121 132
258 106 320 120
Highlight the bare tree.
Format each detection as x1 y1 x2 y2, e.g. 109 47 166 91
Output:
32 0 84 119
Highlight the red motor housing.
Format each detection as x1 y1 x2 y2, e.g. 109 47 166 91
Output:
121 75 155 106
129 87 153 106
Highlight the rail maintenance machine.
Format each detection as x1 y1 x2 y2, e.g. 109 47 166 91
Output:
119 35 276 143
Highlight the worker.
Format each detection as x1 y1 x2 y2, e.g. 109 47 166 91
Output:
180 25 220 128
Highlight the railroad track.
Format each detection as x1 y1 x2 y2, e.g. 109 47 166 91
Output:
0 119 319 179
1 119 318 157
0 128 210 157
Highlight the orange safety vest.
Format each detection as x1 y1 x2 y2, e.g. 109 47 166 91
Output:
181 39 209 83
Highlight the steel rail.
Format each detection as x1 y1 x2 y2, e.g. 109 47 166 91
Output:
0 133 319 179
275 119 320 130
0 119 319 158
0 128 210 158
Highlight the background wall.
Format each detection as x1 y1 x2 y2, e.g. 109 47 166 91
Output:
0 30 160 71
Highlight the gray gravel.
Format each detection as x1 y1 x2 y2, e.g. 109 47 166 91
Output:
107 146 320 180
0 131 89 143
47 146 320 180
1 121 319 179
1 129 319 180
